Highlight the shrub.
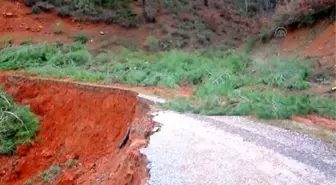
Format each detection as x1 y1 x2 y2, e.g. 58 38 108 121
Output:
57 6 71 17
23 0 36 7
147 36 159 51
32 5 41 14
36 1 54 12
74 32 88 44
0 88 39 154
21 39 33 45
53 21 63 34
94 53 109 64
38 165 62 182
254 57 311 90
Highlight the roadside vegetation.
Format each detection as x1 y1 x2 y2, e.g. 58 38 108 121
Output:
0 87 39 154
0 43 335 120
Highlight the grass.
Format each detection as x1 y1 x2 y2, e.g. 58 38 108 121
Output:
0 43 335 120
74 32 88 44
253 57 311 90
146 36 160 51
24 158 78 184
165 90 336 119
0 87 39 154
38 165 62 182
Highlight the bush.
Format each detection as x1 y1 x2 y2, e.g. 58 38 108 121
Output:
57 6 71 17
32 5 41 14
146 36 159 51
23 0 36 7
0 88 39 154
36 1 54 12
53 21 63 34
1 44 334 120
21 39 33 45
74 32 88 44
254 57 311 90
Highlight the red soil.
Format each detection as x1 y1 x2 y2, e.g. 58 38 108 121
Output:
0 74 153 185
281 21 336 72
292 114 336 130
0 1 149 49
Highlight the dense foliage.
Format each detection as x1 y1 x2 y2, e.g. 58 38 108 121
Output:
0 87 39 154
24 0 137 27
0 43 335 119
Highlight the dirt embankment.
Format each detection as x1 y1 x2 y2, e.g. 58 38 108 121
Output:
281 21 336 73
0 74 153 185
0 1 149 50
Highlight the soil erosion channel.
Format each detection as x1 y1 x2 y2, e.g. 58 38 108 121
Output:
0 74 152 185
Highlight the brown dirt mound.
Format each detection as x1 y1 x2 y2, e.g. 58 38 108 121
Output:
0 74 153 185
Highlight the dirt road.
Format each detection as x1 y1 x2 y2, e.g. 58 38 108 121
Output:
142 111 336 185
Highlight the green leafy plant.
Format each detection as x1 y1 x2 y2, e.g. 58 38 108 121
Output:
0 43 335 120
38 165 62 182
74 32 88 44
0 87 39 154
254 57 311 90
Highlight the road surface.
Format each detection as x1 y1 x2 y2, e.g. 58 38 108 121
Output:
141 111 336 185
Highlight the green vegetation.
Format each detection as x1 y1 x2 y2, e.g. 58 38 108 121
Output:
253 57 311 90
146 36 160 51
21 39 33 45
24 158 78 184
53 21 64 34
0 44 335 120
38 165 62 182
0 87 39 154
74 32 88 44
160 0 191 14
24 0 137 28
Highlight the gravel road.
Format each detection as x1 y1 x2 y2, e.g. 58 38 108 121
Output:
141 111 336 185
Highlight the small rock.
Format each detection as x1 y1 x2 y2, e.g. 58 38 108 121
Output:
100 31 104 35
41 149 54 158
4 12 13 17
